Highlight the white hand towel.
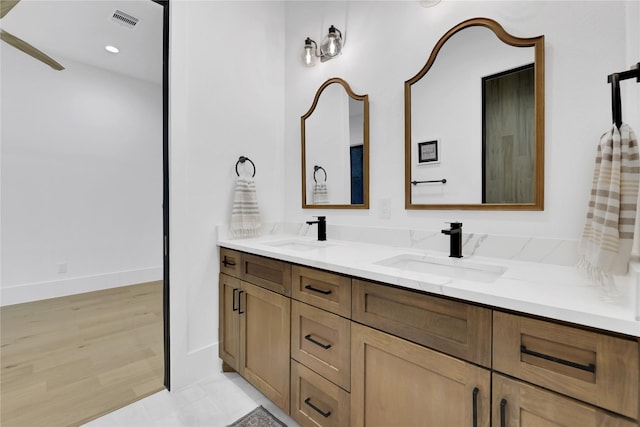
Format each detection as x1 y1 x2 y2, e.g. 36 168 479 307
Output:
579 123 640 290
312 182 329 204
230 175 261 239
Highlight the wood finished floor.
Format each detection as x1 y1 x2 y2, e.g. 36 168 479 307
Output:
0 281 165 427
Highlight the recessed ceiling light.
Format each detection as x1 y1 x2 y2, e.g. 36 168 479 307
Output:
105 45 120 53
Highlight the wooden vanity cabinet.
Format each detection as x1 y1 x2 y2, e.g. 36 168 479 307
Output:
218 248 640 426
218 251 292 413
350 322 491 427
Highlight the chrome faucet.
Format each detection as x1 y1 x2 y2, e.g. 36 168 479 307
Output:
441 222 463 258
306 216 326 241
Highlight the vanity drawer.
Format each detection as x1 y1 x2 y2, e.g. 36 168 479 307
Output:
291 360 350 427
352 279 492 367
240 253 291 296
220 248 242 278
291 300 351 390
493 311 639 419
292 265 351 317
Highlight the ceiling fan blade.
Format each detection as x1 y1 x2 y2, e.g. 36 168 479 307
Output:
0 29 64 70
0 0 20 19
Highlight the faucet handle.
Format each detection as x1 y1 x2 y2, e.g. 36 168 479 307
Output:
445 221 462 229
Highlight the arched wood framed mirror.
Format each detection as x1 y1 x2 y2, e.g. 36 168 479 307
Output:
302 77 370 209
405 17 544 210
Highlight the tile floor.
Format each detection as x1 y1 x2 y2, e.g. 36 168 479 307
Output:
82 368 300 427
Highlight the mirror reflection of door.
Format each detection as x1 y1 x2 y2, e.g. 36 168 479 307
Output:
350 145 363 204
482 64 535 203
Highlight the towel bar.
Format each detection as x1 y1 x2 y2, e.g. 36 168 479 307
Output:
607 62 640 128
411 179 447 185
235 156 256 177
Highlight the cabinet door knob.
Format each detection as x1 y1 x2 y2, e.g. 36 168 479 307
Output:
232 288 239 312
304 334 332 350
304 397 331 418
500 398 507 427
238 290 245 314
304 284 332 295
520 345 596 373
472 387 479 427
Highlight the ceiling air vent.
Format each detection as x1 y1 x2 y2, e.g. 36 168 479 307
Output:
111 10 139 29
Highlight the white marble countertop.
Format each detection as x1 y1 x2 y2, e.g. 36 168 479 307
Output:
217 233 640 337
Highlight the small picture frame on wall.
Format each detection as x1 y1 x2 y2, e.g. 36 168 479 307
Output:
417 140 440 164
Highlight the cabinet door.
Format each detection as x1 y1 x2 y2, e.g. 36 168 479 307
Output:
492 374 637 427
240 281 291 413
351 322 490 427
219 273 240 371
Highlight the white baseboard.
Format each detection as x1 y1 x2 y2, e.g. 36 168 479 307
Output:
0 267 163 306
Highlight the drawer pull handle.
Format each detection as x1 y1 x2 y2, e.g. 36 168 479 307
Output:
238 290 245 314
222 258 236 267
500 399 507 427
232 288 239 312
304 285 332 295
304 397 331 418
472 387 479 427
304 334 332 350
520 345 596 373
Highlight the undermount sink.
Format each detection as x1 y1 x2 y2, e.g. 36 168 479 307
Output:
264 239 333 252
374 254 506 283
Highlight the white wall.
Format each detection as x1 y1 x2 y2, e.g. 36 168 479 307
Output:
283 1 640 239
169 0 285 389
1 47 163 306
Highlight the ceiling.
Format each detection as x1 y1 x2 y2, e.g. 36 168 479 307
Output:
0 0 163 84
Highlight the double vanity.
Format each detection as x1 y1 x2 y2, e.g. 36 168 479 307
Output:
217 14 639 427
217 232 640 427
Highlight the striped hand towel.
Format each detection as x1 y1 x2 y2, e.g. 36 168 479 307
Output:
230 175 261 239
312 182 329 204
579 123 640 289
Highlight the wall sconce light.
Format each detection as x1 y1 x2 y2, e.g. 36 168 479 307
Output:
303 25 343 66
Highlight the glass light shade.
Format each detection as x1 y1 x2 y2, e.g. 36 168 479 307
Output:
303 38 317 67
320 25 342 60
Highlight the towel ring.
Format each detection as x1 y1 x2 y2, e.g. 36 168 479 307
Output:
313 166 327 183
235 156 256 177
